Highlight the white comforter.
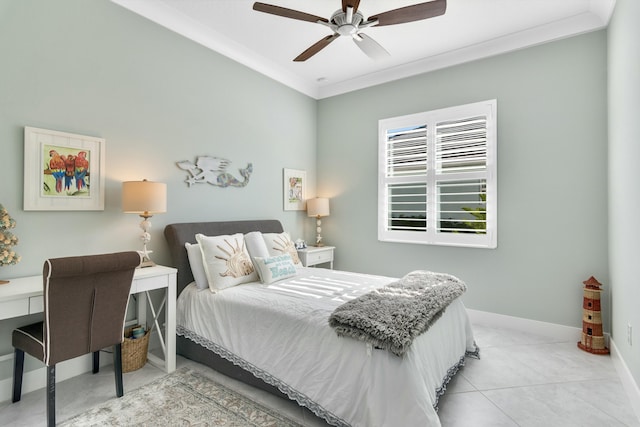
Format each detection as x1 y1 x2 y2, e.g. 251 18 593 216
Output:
177 267 476 427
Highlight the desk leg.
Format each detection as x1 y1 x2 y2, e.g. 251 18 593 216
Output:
137 293 147 334
165 273 176 373
142 286 176 373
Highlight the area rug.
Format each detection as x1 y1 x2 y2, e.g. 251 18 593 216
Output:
60 367 305 426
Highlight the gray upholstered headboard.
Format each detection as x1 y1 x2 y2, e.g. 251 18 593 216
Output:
163 220 284 295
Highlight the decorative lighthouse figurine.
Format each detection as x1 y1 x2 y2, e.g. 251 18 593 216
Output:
577 276 609 354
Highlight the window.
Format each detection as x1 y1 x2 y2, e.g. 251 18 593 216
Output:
378 100 497 248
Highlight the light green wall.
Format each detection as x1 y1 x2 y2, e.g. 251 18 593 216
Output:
317 31 609 329
0 0 316 374
608 0 640 387
0 0 317 276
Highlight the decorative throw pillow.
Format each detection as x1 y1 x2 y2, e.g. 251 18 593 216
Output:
195 233 258 292
185 242 208 290
253 254 298 284
262 232 302 267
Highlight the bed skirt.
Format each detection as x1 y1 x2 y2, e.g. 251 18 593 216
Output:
177 326 477 426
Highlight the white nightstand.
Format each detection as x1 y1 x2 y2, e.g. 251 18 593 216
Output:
297 246 335 269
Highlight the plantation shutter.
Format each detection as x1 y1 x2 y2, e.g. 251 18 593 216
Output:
384 125 428 232
436 116 487 174
378 100 497 248
436 116 488 234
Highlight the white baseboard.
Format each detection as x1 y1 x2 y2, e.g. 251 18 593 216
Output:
610 338 640 421
0 328 162 404
0 352 109 403
467 308 582 341
0 303 167 405
467 309 639 419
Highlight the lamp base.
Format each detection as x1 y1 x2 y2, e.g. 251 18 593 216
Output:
315 217 325 246
137 250 156 268
136 215 156 268
140 258 156 268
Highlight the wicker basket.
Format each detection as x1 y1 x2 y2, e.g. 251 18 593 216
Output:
122 325 149 373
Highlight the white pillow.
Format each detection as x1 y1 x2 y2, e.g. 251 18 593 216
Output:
185 242 208 290
253 254 298 284
244 231 271 282
195 233 258 292
262 232 302 267
244 231 270 259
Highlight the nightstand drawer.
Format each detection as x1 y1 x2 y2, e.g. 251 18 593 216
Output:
298 246 335 268
308 250 333 264
131 274 169 293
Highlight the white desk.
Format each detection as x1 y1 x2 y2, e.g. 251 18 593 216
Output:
0 265 177 373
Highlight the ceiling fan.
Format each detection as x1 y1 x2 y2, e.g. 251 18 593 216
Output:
252 0 447 62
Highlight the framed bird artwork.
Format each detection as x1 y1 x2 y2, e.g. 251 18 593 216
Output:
23 126 106 211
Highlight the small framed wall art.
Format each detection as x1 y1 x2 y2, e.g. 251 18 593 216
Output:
24 126 106 211
283 168 306 211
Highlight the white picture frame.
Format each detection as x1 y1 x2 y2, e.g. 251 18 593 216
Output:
283 168 306 211
24 126 106 211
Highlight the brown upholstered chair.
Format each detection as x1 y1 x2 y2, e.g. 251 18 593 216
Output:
11 252 141 427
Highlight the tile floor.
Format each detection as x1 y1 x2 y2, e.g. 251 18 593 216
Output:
0 321 638 427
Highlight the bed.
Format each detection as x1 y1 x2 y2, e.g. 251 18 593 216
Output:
164 220 478 427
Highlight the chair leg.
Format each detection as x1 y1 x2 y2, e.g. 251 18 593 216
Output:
12 348 25 403
113 343 124 397
93 350 100 374
46 365 56 427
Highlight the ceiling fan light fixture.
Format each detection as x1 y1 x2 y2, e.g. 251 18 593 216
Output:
337 25 356 36
331 9 363 36
252 0 447 61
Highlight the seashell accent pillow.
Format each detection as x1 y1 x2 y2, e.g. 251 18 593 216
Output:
196 233 258 292
262 232 302 268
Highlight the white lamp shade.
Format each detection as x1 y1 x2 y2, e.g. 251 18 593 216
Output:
122 180 167 214
307 197 330 217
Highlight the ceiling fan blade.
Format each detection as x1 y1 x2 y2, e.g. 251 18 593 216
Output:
342 0 361 13
368 0 447 27
294 34 340 62
253 2 328 24
353 33 390 60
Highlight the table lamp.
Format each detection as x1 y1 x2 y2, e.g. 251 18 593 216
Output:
307 197 330 247
122 179 167 267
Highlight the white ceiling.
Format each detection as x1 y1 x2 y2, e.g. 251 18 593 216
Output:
111 0 615 99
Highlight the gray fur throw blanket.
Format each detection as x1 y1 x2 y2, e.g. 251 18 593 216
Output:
328 270 467 357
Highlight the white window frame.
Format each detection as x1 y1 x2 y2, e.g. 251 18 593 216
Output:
378 99 497 248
